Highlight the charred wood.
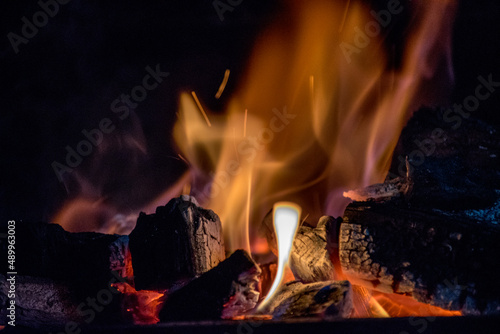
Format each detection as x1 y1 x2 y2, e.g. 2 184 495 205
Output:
339 200 500 315
387 107 500 210
259 280 353 320
129 195 225 290
0 220 131 299
261 212 338 283
159 249 260 321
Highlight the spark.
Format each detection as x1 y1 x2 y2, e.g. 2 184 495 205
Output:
177 153 190 166
243 108 248 137
339 0 351 33
309 75 315 112
244 171 253 253
300 213 310 227
215 69 230 99
257 202 301 311
233 127 239 162
191 91 212 127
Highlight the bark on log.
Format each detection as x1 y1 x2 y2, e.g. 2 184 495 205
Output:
129 195 225 290
259 280 353 320
159 250 260 321
261 212 338 283
339 199 500 315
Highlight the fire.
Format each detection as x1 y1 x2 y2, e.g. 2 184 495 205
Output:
174 0 456 252
50 0 459 320
257 202 301 311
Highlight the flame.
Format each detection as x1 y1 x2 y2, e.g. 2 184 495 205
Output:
257 202 301 311
373 292 462 317
112 282 165 325
174 0 456 252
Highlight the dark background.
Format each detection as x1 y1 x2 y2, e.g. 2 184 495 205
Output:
1 0 499 224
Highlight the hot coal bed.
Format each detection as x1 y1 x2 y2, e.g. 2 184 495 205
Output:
2 0 500 333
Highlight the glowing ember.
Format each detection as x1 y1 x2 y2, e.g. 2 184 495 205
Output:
112 282 165 325
257 202 301 311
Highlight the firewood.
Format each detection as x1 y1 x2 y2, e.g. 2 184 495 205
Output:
0 220 131 298
386 107 500 210
258 280 353 320
0 272 128 329
129 195 225 290
261 212 338 283
338 199 500 315
337 107 500 314
159 249 261 321
0 274 81 329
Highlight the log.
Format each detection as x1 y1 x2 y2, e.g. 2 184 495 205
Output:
0 272 128 329
261 212 339 283
159 250 261 321
258 280 353 320
338 107 500 314
338 199 500 315
0 274 81 329
386 107 500 209
0 220 132 298
129 195 225 290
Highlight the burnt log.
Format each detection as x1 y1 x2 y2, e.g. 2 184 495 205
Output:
129 195 225 290
261 212 338 283
0 274 82 329
339 199 500 315
0 220 131 299
259 280 353 320
338 107 500 314
0 272 128 329
159 250 260 321
387 107 500 210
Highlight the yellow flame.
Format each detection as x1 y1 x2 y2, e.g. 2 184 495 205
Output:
257 202 301 311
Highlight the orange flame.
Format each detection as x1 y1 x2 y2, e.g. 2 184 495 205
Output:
174 0 456 251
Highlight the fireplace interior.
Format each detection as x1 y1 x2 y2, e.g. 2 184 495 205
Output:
1 0 500 333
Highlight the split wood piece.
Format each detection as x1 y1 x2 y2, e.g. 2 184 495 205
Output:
258 280 353 320
0 221 131 297
343 175 411 203
129 195 225 290
261 212 338 283
339 200 500 315
159 250 261 321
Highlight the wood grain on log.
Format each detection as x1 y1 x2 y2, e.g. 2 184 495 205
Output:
289 216 337 283
259 280 353 320
129 195 225 290
261 211 338 283
339 200 500 315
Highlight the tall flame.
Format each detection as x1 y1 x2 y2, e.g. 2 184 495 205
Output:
257 202 301 311
174 0 456 252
